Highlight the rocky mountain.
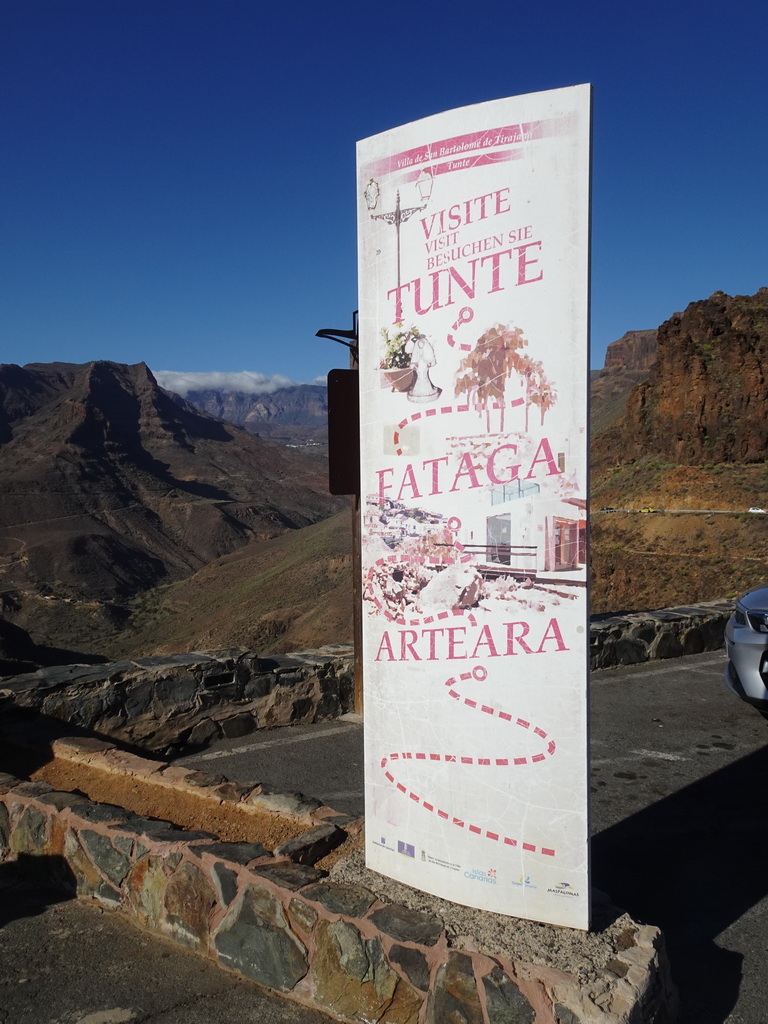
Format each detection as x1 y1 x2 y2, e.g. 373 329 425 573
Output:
4 290 767 665
590 329 658 437
170 383 328 444
602 329 658 372
591 288 768 613
596 289 768 465
127 289 768 648
0 360 344 659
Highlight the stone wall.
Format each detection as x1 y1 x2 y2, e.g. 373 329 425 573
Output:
0 765 677 1024
0 645 355 754
0 600 734 757
589 600 732 670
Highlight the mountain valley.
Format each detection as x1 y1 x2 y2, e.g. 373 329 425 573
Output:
2 287 767 669
0 360 344 668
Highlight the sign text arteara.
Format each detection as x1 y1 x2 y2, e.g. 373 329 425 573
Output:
375 617 569 662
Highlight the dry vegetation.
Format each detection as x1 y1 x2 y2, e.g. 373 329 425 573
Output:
590 460 768 612
110 508 354 658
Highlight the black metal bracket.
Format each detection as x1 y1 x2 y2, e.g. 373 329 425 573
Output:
316 310 359 362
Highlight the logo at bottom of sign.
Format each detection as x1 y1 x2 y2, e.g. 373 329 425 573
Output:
547 881 580 897
463 867 497 884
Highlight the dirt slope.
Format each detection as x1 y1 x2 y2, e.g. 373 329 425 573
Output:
111 508 354 658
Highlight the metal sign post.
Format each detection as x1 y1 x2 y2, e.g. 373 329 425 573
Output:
319 314 363 713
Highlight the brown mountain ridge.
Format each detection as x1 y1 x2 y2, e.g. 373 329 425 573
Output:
589 329 658 437
594 289 768 466
0 360 345 663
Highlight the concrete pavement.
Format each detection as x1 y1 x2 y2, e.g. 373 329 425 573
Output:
0 864 334 1024
175 714 365 817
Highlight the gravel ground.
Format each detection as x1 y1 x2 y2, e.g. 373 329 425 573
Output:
331 845 639 983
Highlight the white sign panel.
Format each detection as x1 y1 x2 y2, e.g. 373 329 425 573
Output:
357 85 591 929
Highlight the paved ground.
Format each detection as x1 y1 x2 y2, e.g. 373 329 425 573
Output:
589 651 768 1024
0 868 334 1024
176 716 366 817
3 649 767 1022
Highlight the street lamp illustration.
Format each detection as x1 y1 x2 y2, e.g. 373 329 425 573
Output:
366 175 434 319
416 168 434 202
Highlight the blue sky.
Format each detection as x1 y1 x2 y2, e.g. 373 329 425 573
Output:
2 0 766 391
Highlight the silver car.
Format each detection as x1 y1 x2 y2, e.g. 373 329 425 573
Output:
724 584 768 707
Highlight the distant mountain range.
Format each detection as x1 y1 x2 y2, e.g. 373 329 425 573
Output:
166 383 328 446
167 337 657 449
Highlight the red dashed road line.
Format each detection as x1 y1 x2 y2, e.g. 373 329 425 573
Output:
393 398 525 455
445 668 557 762
447 333 473 352
379 665 557 857
365 553 478 627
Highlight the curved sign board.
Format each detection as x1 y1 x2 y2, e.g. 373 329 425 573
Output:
357 85 591 929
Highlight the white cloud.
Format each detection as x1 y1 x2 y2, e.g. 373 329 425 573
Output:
154 370 301 397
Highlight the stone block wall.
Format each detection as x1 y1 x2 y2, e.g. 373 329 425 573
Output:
589 600 732 670
0 771 676 1024
0 601 734 759
0 645 355 754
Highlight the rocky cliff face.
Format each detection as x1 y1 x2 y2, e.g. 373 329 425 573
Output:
603 330 658 372
600 289 768 465
590 330 658 437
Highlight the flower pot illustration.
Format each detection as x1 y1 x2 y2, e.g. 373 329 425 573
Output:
379 325 440 402
381 367 416 392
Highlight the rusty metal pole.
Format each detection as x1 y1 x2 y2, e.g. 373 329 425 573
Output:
350 344 363 715
317 312 363 716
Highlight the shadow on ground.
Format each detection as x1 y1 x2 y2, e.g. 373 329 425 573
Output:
593 743 768 1024
0 709 164 778
0 854 75 927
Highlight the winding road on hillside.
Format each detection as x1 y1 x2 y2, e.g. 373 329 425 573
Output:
595 508 767 515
